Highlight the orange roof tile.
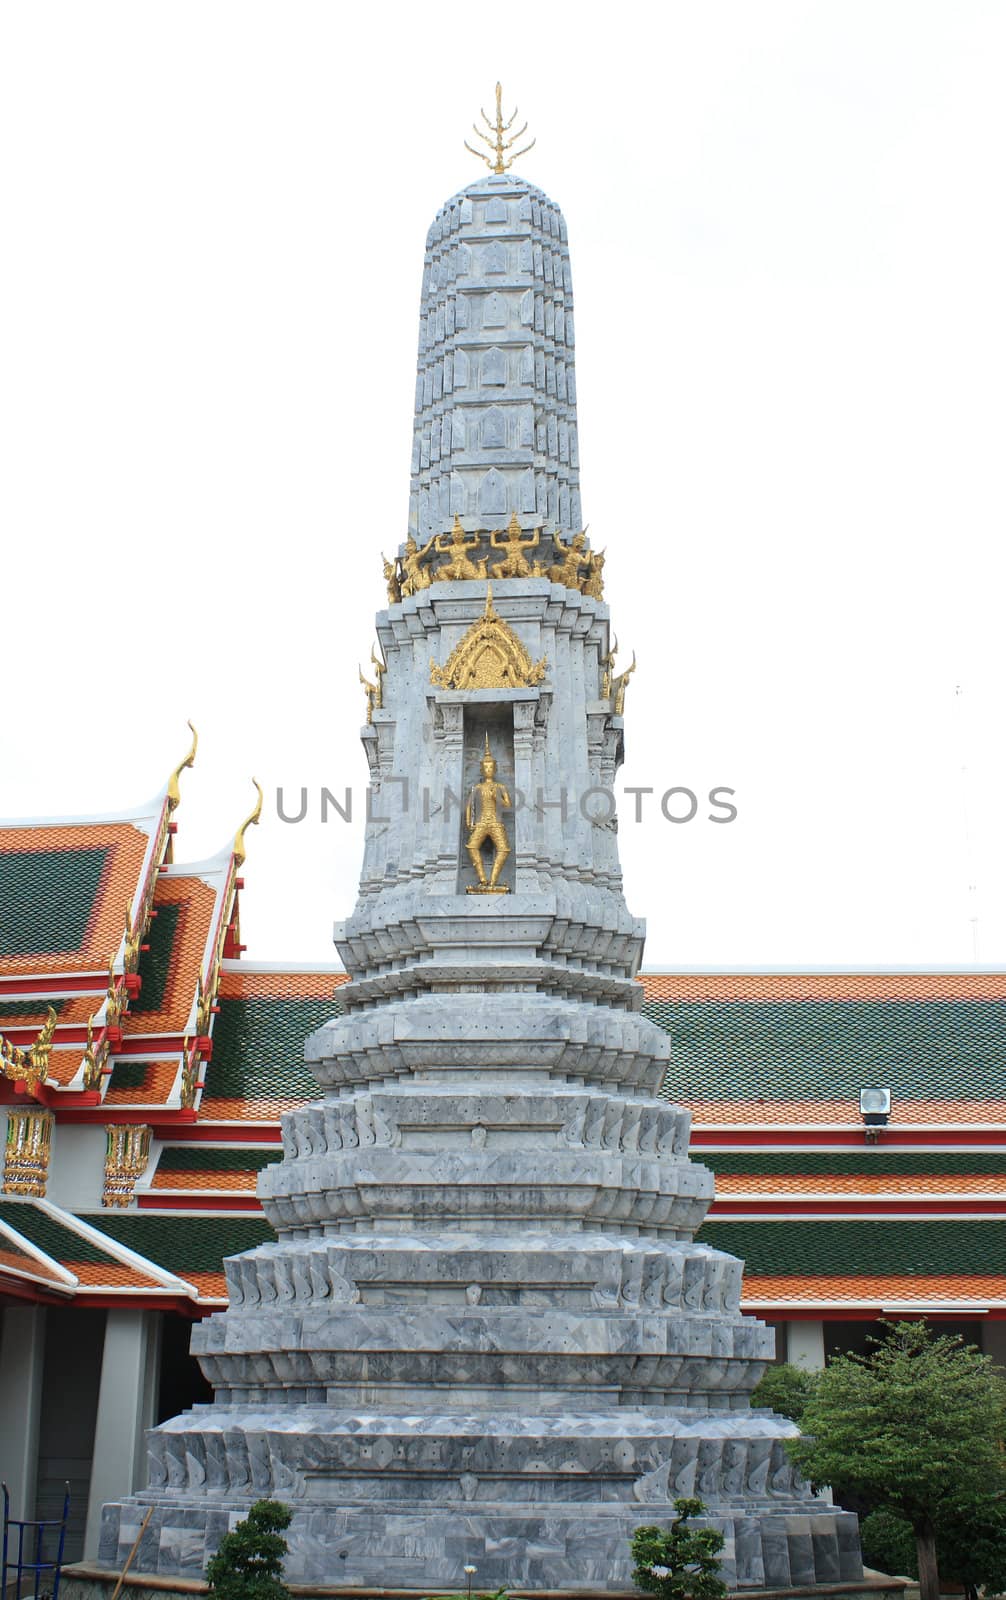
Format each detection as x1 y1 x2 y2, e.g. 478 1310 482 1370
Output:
0 822 154 977
43 1047 86 1088
151 1168 259 1192
185 1269 227 1299
716 1173 1006 1197
641 972 1006 1002
122 875 218 1036
0 1244 66 1283
684 1097 1006 1127
0 995 109 1029
103 1059 179 1106
218 969 347 1000
742 1273 1006 1304
198 1095 307 1121
65 1260 164 1289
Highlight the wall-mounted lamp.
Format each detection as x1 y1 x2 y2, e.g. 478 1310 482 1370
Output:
860 1085 891 1143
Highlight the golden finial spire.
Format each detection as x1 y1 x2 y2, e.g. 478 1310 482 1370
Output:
465 83 535 175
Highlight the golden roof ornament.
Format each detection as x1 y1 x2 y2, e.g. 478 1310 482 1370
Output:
465 83 535 175
0 1006 58 1093
430 584 547 691
233 779 264 867
167 720 198 812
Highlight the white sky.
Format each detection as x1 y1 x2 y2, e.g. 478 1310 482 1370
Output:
2 2 1004 969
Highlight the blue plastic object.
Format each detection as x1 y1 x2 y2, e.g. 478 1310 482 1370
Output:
2 1481 70 1600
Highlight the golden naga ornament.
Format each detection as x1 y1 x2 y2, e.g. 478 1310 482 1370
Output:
600 634 618 700
435 517 488 582
430 585 547 691
465 734 512 893
179 1036 201 1110
491 513 543 579
0 1005 58 1092
81 1013 109 1091
359 642 386 723
465 83 535 175
610 650 637 715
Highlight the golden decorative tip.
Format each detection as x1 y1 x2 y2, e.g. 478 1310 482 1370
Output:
465 82 535 175
233 779 264 867
167 720 198 811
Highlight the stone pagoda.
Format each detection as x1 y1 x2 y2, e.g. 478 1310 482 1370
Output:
99 99 862 1592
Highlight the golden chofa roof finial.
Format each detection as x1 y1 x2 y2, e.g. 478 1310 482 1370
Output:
233 779 264 867
465 82 535 175
167 720 198 812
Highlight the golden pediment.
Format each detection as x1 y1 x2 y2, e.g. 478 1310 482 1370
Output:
430 585 547 691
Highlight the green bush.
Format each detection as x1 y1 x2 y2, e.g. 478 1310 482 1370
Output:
860 1510 918 1578
631 1498 727 1600
205 1499 292 1600
750 1361 819 1423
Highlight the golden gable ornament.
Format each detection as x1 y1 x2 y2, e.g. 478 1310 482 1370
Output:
429 585 547 691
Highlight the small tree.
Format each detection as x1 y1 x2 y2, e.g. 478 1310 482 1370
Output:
862 1500 1006 1600
631 1497 727 1600
206 1499 292 1600
786 1321 1006 1600
750 1361 819 1423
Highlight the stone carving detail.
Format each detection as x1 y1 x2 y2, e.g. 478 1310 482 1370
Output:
481 346 506 385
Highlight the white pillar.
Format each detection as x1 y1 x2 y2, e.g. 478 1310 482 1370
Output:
83 1310 161 1560
0 1306 47 1521
787 1319 826 1370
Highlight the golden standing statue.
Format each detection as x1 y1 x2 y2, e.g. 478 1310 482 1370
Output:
465 734 512 892
382 552 402 604
400 533 437 597
491 512 542 579
581 548 605 599
436 517 488 581
548 529 589 589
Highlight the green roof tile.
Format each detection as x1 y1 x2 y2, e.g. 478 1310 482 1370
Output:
645 998 1006 1103
131 903 181 1015
697 1219 1006 1277
0 1201 118 1265
156 1147 282 1174
0 999 68 1020
697 1152 1006 1178
0 847 108 957
202 994 341 1102
107 1060 160 1091
85 1213 274 1274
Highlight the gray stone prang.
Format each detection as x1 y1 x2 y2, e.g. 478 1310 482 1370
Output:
99 170 862 1591
409 173 580 545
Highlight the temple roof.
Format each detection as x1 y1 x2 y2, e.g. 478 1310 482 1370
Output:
3 769 1006 1322
647 970 1006 1129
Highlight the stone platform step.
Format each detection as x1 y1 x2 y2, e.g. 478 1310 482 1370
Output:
62 1563 913 1600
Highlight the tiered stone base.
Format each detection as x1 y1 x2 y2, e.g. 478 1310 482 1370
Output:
99 1409 860 1590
